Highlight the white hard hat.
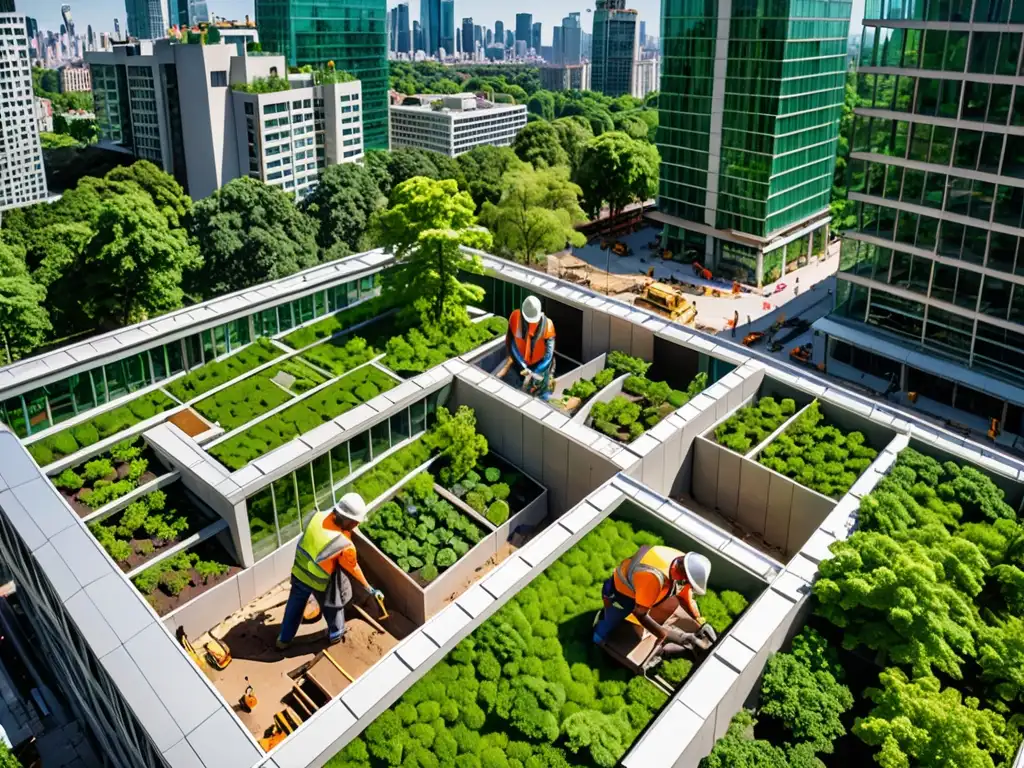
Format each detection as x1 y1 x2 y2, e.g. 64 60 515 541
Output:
683 552 711 596
521 295 543 324
335 493 368 523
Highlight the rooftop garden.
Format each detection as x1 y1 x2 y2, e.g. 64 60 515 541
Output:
329 516 749 768
555 366 617 413
344 437 432 504
164 337 283 402
209 364 398 471
758 401 878 498
300 336 380 378
52 437 162 516
281 296 392 351
27 391 176 466
381 316 507 377
714 396 798 454
132 538 238 616
231 74 291 94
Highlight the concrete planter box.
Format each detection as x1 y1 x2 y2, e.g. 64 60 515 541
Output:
572 372 629 425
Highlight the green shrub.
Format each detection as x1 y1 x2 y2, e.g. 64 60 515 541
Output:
136 539 155 555
195 559 230 583
133 566 161 594
607 351 651 377
282 296 393 350
421 563 439 582
159 568 192 596
166 338 282 401
83 458 115 482
300 336 378 377
484 467 501 483
382 317 508 375
486 500 510 526
491 482 510 501
53 469 83 491
109 438 143 462
28 442 54 466
71 422 100 448
715 396 797 455
565 378 597 401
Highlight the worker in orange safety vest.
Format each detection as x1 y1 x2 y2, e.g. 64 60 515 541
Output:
500 295 556 400
593 545 716 663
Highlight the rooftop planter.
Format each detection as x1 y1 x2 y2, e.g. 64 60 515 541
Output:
281 296 393 350
164 338 283 402
51 438 162 517
88 482 211 574
381 316 507 377
331 515 750 768
132 537 240 616
299 336 380 378
342 438 432 503
437 451 546 533
27 390 176 466
208 364 399 471
757 401 878 499
192 356 328 432
714 396 799 455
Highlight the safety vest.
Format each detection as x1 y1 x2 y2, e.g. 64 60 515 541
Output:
510 309 556 367
613 545 685 607
291 510 354 592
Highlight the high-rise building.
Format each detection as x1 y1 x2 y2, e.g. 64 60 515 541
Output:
515 12 531 43
255 0 388 150
169 0 208 28
822 0 1024 436
473 24 481 48
639 20 645 45
60 4 73 38
387 8 395 51
87 40 364 200
455 27 461 54
413 19 423 51
494 20 503 47
113 18 121 39
652 0 849 291
552 26 562 63
125 0 166 39
396 3 410 53
631 56 658 99
462 17 473 54
0 4 48 210
581 30 591 58
505 29 513 48
557 12 581 65
419 0 440 55
86 23 93 49
439 0 454 55
541 62 590 91
591 0 637 97
514 39 526 57
531 21 541 53
59 64 91 91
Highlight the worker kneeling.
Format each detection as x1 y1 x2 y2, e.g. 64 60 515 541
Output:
276 493 384 650
501 296 556 400
593 545 716 666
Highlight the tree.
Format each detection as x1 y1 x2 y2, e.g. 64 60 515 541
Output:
0 741 24 768
105 160 192 228
205 25 221 43
479 166 586 264
31 222 93 336
302 163 386 257
759 652 853 753
456 145 527 211
0 243 50 364
512 121 568 169
425 405 488 481
363 150 393 198
32 66 59 95
527 91 555 121
576 131 660 219
387 148 465 190
39 132 80 150
376 176 489 328
853 668 1020 768
81 193 201 327
187 177 318 298
552 117 594 175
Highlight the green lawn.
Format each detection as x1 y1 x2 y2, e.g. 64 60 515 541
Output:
165 338 283 402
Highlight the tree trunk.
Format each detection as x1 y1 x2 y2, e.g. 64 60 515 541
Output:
1 330 11 367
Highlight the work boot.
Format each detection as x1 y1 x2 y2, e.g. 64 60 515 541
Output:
275 638 291 651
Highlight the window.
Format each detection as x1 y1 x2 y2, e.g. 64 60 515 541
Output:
210 70 227 87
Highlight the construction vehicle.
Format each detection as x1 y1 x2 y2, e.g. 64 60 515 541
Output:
789 344 812 365
634 282 697 324
204 637 232 670
742 331 765 347
612 241 629 257
662 249 673 260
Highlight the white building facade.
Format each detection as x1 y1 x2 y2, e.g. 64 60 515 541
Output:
389 93 527 157
0 10 48 210
58 64 91 91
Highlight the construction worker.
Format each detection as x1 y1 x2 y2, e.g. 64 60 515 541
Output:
501 295 556 400
276 493 384 650
593 546 715 661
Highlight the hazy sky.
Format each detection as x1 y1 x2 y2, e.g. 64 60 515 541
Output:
44 0 864 52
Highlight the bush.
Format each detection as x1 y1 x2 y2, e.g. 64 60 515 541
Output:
109 438 143 463
486 501 510 526
166 338 282 401
382 317 507 375
53 469 83 491
607 351 650 377
83 458 115 482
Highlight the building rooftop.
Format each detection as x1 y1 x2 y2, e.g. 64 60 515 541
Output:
390 94 525 114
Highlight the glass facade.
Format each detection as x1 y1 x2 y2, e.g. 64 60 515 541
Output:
244 393 441 562
255 0 389 150
833 0 1024 406
591 0 639 97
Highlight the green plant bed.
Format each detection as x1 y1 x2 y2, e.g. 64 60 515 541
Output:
439 453 544 526
361 472 487 585
300 336 380 377
382 316 508 376
328 517 749 768
89 483 206 573
165 338 283 402
281 296 393 350
758 401 878 498
342 438 432 504
52 438 163 516
132 539 238 616
192 356 328 432
715 396 798 455
209 365 399 471
27 391 177 466
589 366 708 444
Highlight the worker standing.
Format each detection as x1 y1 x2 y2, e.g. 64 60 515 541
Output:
593 545 715 663
276 493 384 650
500 296 556 400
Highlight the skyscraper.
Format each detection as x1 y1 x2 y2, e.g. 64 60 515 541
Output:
396 3 410 53
255 0 389 150
515 12 532 43
485 27 492 46
462 18 473 54
653 0 849 290
505 29 513 48
439 0 454 55
494 20 503 47
413 19 423 51
420 0 440 55
552 25 562 63
560 12 581 64
638 20 645 45
823 0 1024 430
473 24 481 48
591 0 637 96
531 21 541 53
125 0 167 40
60 4 74 38
388 8 396 51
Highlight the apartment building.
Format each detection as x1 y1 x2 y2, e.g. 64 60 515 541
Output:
389 93 527 156
591 0 638 97
0 8 48 211
821 0 1024 440
58 63 90 91
540 62 591 91
86 40 363 201
632 56 659 100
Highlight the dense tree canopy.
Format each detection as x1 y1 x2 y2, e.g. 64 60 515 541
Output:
512 121 569 169
576 132 660 219
301 163 386 257
0 242 50 365
455 145 527 211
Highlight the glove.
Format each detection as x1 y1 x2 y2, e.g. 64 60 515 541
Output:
664 627 690 646
370 588 384 601
520 368 532 380
697 623 717 643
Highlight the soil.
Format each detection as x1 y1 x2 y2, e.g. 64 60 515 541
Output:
169 408 212 438
674 493 787 562
146 563 242 616
551 252 645 298
58 443 164 518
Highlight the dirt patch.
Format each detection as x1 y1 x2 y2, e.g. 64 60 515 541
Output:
674 493 786 562
439 538 522 610
169 408 211 438
145 563 242 616
58 444 162 518
551 252 646 296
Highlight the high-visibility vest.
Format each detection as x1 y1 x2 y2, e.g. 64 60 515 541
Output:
291 510 354 592
510 309 556 367
613 545 685 607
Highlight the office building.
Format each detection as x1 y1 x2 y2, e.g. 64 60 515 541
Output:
126 0 168 40
419 0 440 55
387 7 395 51
632 56 658 99
462 17 473 54
0 7 48 211
540 44 553 61
639 20 645 44
439 0 454 56
652 0 849 291
59 64 90 91
254 0 387 150
60 3 73 37
531 21 541 53
541 62 590 91
485 27 492 46
821 0 1024 437
553 11 582 65
515 12 532 43
494 20 503 46
87 40 363 201
396 3 410 53
473 24 481 47
505 29 513 48
455 27 461 54
169 0 209 28
514 40 526 57
390 93 527 156
582 29 592 58
486 43 506 60
413 19 423 52
591 0 638 97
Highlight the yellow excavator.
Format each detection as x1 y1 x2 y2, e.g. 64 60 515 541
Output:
634 282 697 325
